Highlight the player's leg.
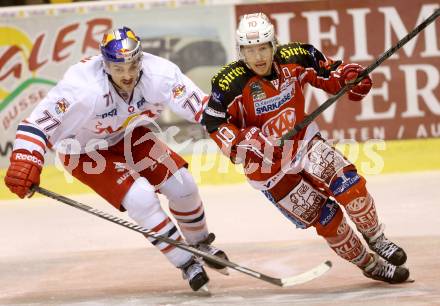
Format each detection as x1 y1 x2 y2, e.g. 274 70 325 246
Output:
257 162 409 283
314 201 410 284
60 147 207 291
261 171 408 283
127 126 215 290
264 172 371 269
262 171 370 269
332 175 407 266
126 125 227 271
121 176 209 291
159 167 229 272
260 172 329 229
302 135 407 266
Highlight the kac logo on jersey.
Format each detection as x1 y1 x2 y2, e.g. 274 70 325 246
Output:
262 107 296 138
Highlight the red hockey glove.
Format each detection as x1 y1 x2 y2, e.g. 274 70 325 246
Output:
339 63 372 101
234 127 282 166
4 150 44 198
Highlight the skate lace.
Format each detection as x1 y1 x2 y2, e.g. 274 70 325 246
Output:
375 260 396 279
198 243 221 256
372 235 399 259
196 233 223 257
182 262 203 280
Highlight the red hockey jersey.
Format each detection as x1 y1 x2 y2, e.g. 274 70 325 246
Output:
204 42 344 187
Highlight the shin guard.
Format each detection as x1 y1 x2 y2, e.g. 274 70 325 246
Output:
316 204 371 268
334 175 380 238
160 168 209 245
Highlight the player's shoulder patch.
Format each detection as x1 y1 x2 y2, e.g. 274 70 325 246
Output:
211 60 251 92
276 42 314 65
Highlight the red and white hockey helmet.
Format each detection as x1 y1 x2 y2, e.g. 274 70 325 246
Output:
236 13 276 49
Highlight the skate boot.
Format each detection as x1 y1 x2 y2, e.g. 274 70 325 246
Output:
194 233 229 275
362 254 410 284
179 256 209 291
363 224 407 266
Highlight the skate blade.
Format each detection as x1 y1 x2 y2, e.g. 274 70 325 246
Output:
196 284 211 296
406 277 415 283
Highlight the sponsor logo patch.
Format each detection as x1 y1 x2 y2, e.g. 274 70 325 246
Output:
211 90 223 103
136 97 147 109
205 106 226 118
113 162 127 173
212 63 246 91
319 199 339 226
15 152 43 166
330 172 361 196
250 81 266 101
55 98 70 114
97 108 117 119
117 169 136 185
172 84 186 98
254 84 293 115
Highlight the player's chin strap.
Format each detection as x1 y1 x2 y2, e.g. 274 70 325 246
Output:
32 185 331 287
280 8 440 145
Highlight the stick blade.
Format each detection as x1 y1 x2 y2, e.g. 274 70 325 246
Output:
280 260 332 287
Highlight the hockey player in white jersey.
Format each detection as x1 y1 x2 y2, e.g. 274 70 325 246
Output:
4 27 227 292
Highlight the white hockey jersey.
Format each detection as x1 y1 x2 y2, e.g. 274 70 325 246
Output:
14 53 207 156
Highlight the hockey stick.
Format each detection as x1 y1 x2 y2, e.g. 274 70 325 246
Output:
281 8 440 142
32 185 332 287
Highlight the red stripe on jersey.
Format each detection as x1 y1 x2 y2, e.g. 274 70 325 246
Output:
16 134 46 152
194 96 209 122
194 109 202 122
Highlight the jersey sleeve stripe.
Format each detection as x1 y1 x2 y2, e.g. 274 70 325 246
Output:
194 109 203 122
13 138 46 156
17 124 48 145
16 134 46 152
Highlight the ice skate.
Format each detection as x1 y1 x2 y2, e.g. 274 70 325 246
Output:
362 254 410 284
179 256 209 291
195 233 230 275
363 225 407 266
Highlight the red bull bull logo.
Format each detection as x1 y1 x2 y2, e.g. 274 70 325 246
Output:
55 99 70 114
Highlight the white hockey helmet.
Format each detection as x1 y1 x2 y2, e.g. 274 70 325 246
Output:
236 13 276 51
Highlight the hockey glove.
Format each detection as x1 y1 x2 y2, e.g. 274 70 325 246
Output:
4 149 44 198
234 127 282 166
339 63 372 101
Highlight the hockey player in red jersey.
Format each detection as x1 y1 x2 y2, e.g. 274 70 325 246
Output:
203 13 410 284
4 26 228 291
